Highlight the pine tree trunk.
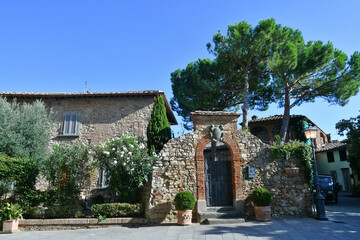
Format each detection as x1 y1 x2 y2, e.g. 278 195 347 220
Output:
280 86 291 144
242 72 249 129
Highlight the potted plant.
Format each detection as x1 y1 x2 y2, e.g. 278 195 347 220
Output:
0 203 23 233
174 191 195 225
253 188 273 221
285 162 299 177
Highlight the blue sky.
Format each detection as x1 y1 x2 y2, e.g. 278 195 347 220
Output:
1 1 359 139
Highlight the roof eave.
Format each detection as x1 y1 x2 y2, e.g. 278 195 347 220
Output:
0 91 178 125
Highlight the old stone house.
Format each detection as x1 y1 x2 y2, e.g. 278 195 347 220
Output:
249 114 359 191
0 91 177 195
249 115 330 147
148 111 312 223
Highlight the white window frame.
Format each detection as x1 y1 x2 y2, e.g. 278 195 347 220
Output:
61 112 80 136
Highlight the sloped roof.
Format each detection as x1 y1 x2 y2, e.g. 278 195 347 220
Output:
0 91 177 125
316 141 347 153
249 114 326 135
249 114 305 123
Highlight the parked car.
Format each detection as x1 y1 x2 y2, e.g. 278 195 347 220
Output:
315 175 338 204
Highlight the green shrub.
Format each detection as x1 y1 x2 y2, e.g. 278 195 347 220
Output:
0 155 39 206
23 206 45 219
44 144 94 206
174 191 195 210
252 188 273 206
44 205 84 219
91 203 143 218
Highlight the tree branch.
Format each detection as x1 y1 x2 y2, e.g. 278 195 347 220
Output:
289 67 349 108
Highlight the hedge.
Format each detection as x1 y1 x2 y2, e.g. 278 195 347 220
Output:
91 203 143 218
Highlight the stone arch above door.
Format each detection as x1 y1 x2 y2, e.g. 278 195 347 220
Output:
195 135 243 203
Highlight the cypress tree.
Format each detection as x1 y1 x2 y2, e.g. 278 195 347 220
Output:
147 95 171 153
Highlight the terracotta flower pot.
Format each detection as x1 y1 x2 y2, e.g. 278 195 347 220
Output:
254 206 271 221
177 210 193 225
2 219 19 233
285 167 299 177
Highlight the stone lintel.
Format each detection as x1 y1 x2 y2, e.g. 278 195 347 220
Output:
190 111 241 131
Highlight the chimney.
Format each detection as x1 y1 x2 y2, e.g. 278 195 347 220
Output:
327 134 331 142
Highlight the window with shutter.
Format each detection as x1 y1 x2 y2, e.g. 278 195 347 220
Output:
62 113 80 136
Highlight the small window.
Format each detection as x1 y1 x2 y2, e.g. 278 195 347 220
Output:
339 150 347 161
98 168 108 188
61 113 80 136
327 152 335 163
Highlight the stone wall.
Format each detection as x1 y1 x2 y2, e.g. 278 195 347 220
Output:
48 96 154 195
148 133 196 223
147 111 312 223
17 96 155 195
45 96 154 146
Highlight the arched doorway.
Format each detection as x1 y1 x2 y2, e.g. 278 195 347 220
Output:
204 141 233 206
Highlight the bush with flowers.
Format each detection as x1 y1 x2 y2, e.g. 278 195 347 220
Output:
94 136 158 202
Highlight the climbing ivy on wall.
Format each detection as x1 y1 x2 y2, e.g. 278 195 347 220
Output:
147 95 171 153
0 154 39 205
289 116 307 142
270 140 314 189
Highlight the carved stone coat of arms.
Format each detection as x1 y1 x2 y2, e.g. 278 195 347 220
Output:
210 124 224 142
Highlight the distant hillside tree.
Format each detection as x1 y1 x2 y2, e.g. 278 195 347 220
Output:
147 95 171 153
0 97 53 162
336 113 360 172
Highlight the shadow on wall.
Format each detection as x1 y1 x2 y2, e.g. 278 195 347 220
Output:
147 200 172 223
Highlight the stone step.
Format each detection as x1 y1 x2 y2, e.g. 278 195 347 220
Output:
206 206 235 212
198 210 244 222
205 218 245 225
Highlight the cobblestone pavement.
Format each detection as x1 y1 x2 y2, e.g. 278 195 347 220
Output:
1 193 359 240
1 217 359 240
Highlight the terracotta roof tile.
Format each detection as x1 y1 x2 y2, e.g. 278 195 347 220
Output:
249 114 305 123
316 141 347 152
0 90 163 98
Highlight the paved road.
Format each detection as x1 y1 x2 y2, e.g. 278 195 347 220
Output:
0 193 359 240
326 191 360 226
